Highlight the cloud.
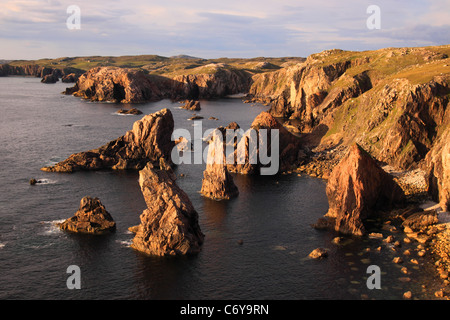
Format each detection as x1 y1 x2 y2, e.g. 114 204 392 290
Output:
0 0 448 59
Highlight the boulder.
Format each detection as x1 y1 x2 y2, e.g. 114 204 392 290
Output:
130 164 204 256
201 130 239 200
315 144 405 236
58 196 116 234
41 108 175 173
402 210 439 231
181 100 201 111
309 248 328 259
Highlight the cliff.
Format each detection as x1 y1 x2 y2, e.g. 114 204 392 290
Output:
63 64 252 103
248 45 450 172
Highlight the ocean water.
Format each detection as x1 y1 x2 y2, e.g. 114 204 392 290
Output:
0 77 442 300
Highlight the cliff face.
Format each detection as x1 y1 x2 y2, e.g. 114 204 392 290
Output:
41 108 175 173
67 67 166 103
171 65 252 100
64 64 252 103
0 63 83 79
249 46 450 171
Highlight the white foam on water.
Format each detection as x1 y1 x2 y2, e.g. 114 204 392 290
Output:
41 219 65 235
116 239 133 248
35 178 58 185
0 242 6 249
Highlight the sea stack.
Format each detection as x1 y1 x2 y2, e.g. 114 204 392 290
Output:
58 196 116 234
41 108 175 173
130 164 205 256
315 144 405 236
227 111 301 175
201 130 239 200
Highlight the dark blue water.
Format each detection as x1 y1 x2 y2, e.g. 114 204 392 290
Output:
0 77 441 300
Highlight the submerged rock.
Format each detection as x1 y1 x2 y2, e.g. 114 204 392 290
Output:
58 196 116 234
130 164 204 256
315 144 405 236
41 108 174 173
201 130 239 200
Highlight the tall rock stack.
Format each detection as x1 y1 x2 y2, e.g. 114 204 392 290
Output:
201 130 239 200
315 144 406 236
130 164 205 256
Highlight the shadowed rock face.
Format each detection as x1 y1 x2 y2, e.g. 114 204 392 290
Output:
130 164 205 256
426 129 450 212
41 108 175 173
201 131 239 200
315 144 406 236
66 67 165 103
58 196 116 234
227 111 301 175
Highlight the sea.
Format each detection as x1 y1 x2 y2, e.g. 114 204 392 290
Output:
0 76 442 300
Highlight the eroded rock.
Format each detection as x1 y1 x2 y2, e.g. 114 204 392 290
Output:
130 164 205 256
315 144 405 236
41 108 174 173
58 196 116 234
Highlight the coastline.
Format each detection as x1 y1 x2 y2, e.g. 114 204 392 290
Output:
290 145 450 299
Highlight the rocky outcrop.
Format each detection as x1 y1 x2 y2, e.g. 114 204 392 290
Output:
171 65 252 100
116 108 142 115
58 196 116 234
248 46 450 171
315 144 406 236
227 111 301 175
41 72 59 83
64 65 252 103
64 67 167 103
130 164 204 256
41 108 175 173
201 130 239 200
181 100 201 110
426 129 450 212
61 73 79 83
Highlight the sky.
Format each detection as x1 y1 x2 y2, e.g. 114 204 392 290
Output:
0 0 449 60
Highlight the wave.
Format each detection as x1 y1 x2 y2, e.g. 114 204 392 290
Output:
41 219 65 235
116 239 133 248
0 242 5 249
33 178 58 185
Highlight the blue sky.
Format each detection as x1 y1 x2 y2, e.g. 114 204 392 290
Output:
0 0 449 60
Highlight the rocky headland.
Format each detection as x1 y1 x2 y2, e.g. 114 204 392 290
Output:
41 108 175 172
